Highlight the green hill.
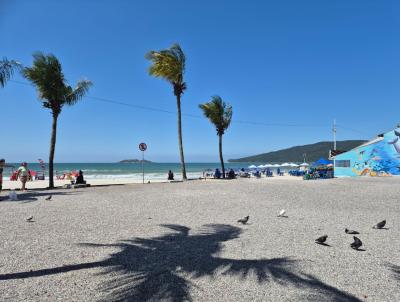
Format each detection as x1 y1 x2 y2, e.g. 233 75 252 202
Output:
228 140 366 163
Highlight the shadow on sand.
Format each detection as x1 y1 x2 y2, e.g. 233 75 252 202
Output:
0 191 79 203
0 224 361 301
388 263 400 282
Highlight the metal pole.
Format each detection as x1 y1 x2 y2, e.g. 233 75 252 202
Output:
142 150 144 184
333 119 337 150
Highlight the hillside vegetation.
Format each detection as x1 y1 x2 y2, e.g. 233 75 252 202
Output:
228 140 365 163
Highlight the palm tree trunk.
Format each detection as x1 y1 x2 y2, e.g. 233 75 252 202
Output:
48 113 58 188
176 94 187 180
219 134 225 178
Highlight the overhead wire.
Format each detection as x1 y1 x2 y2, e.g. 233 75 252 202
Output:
8 79 368 134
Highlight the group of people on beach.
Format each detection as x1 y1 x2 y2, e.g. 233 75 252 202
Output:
0 159 87 199
214 168 236 179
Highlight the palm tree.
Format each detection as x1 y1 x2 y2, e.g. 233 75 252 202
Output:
0 58 21 87
22 52 92 188
199 96 233 178
145 44 188 180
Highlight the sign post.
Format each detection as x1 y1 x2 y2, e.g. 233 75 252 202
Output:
139 143 147 184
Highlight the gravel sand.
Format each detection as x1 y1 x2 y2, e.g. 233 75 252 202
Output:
0 177 399 301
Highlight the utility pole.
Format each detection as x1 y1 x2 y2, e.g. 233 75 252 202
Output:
333 119 337 150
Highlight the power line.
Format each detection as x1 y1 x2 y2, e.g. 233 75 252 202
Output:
336 125 370 136
8 79 363 131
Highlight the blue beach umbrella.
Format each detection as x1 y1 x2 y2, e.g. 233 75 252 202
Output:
312 158 332 166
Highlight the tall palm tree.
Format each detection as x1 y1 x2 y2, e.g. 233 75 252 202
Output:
0 58 21 87
199 96 233 178
145 44 188 180
22 52 92 188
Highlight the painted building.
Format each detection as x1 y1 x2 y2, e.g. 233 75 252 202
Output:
334 127 400 177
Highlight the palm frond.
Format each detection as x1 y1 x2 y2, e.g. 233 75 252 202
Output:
199 96 233 135
65 79 92 106
0 57 22 87
22 52 92 114
22 52 65 104
145 43 185 85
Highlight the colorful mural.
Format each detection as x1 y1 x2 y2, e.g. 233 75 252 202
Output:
334 128 400 177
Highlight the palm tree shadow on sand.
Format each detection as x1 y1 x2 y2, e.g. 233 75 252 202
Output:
0 224 361 301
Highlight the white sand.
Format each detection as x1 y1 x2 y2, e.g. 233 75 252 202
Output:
1 175 301 190
0 177 398 301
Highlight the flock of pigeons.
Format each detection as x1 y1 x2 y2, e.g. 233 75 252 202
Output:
26 196 387 252
237 210 388 251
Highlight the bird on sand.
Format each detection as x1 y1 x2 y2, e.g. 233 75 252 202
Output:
237 216 249 224
26 216 34 222
345 228 360 234
350 236 363 250
373 220 386 229
45 195 52 201
315 235 328 244
277 209 287 217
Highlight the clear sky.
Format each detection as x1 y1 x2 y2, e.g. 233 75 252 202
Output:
1 0 399 162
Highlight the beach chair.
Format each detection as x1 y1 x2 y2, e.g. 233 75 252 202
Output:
35 171 45 180
10 170 18 181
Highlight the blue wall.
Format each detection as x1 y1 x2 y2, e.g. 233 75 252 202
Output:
334 128 400 177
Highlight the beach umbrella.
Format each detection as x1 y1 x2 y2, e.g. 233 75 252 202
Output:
257 165 265 168
280 162 291 167
271 164 281 168
300 163 309 167
312 158 333 167
289 163 299 167
264 164 273 168
248 165 257 169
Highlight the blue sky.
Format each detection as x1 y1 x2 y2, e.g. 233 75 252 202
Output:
1 0 399 162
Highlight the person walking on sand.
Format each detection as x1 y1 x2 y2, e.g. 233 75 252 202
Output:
16 162 29 191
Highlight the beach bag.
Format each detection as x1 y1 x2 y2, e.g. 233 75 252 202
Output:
9 190 18 201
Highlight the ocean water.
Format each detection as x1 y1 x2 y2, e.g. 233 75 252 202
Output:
2 162 262 180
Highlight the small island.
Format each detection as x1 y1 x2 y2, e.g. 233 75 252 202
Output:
119 159 153 163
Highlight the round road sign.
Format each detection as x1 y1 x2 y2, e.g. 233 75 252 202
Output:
139 143 147 151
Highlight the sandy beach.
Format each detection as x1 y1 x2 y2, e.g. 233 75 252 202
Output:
1 178 168 190
0 177 399 301
0 175 302 190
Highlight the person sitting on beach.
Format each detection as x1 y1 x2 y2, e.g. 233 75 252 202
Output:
168 170 174 180
75 170 86 185
214 168 221 179
16 162 29 191
228 169 236 179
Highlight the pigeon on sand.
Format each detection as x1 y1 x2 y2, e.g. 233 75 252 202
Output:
345 228 360 234
45 195 52 201
237 216 249 224
373 220 386 229
277 209 287 217
350 236 363 250
315 235 328 244
26 216 34 222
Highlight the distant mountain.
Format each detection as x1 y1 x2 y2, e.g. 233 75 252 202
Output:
119 159 153 163
228 140 366 163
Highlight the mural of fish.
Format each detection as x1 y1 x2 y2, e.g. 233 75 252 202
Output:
388 137 399 144
388 136 400 153
335 127 400 177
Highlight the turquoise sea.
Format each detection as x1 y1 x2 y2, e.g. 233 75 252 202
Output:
3 162 262 180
